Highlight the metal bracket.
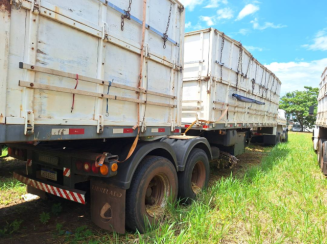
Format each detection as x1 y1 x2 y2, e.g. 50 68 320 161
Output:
141 122 146 133
171 121 175 132
102 22 109 40
24 111 34 135
31 0 40 13
97 114 104 134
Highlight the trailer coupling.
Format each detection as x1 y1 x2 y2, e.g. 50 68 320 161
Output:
13 172 86 204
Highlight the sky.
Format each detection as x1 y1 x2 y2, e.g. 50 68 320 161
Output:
179 0 327 95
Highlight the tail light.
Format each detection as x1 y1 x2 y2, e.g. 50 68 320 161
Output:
111 163 118 172
91 163 99 174
75 161 83 171
8 147 13 156
84 162 91 172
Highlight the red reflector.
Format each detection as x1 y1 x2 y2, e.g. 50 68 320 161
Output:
158 128 165 133
69 129 85 135
123 128 134 133
203 125 209 129
8 148 13 156
185 125 190 128
76 161 83 171
92 163 99 174
174 129 180 133
84 162 91 172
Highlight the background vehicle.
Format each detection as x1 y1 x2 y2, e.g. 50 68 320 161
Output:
292 122 302 132
0 1 285 233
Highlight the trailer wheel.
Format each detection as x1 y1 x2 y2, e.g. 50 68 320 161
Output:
178 148 209 202
126 156 177 233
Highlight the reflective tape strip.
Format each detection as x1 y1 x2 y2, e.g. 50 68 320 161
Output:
27 159 32 167
113 128 134 134
13 173 86 205
63 168 71 177
151 128 166 133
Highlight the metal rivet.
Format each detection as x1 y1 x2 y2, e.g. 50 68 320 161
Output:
30 83 34 87
31 66 34 69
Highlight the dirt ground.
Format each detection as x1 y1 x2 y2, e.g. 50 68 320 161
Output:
0 144 271 243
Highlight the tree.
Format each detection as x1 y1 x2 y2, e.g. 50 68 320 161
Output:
279 86 319 131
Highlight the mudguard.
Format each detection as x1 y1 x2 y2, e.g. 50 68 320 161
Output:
161 137 212 171
106 141 178 189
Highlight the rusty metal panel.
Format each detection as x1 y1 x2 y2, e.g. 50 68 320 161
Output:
91 178 126 234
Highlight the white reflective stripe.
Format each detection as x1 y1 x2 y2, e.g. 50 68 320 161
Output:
113 128 124 134
59 189 67 199
51 129 69 135
74 192 81 203
53 187 60 196
37 182 44 191
42 183 49 193
151 128 159 133
47 185 54 195
26 179 31 185
66 191 74 201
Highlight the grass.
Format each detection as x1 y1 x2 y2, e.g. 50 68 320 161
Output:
130 132 327 243
2 133 327 243
0 177 26 206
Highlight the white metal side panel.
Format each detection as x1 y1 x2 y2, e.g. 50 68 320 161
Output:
2 0 184 137
182 28 281 127
317 68 327 127
0 1 11 124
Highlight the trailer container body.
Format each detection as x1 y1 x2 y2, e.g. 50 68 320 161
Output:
0 0 184 143
182 28 281 129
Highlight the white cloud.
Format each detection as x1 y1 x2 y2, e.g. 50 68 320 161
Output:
200 16 215 26
251 18 287 30
245 45 263 52
238 28 250 35
217 7 233 20
303 29 327 51
265 58 327 95
236 4 259 21
179 0 204 11
205 0 228 9
185 22 192 28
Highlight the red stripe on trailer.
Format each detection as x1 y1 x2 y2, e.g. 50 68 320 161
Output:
203 125 209 129
63 168 71 177
13 173 86 205
184 125 190 128
174 129 180 133
69 129 85 135
158 128 165 132
123 128 134 133
27 159 32 167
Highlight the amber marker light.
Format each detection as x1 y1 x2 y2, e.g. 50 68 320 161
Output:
111 163 118 172
100 164 109 176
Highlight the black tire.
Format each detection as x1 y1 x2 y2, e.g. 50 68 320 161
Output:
321 141 327 175
178 148 209 202
126 156 178 233
318 139 323 168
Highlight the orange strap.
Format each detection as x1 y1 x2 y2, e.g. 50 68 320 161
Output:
183 107 229 136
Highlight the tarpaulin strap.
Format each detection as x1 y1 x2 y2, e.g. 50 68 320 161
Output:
183 107 228 136
106 80 113 114
95 153 106 167
71 74 79 113
232 93 265 105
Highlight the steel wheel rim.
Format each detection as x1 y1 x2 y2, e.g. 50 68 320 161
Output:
145 174 168 218
191 161 206 194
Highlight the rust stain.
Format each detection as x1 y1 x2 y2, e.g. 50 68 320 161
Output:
0 0 11 13
37 49 47 55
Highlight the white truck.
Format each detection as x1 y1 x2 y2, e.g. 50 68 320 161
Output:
313 67 327 175
0 0 286 233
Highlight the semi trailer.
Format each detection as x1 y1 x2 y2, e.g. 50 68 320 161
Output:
313 67 327 175
0 0 286 233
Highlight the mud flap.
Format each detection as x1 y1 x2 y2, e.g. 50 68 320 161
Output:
91 178 126 234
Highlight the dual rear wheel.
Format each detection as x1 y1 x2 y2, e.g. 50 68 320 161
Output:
126 149 210 233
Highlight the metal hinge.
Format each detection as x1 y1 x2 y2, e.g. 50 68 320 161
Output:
97 114 104 134
24 111 34 135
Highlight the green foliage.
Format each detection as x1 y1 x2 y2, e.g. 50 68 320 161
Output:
0 146 8 157
0 220 23 237
40 212 51 225
51 203 62 216
279 86 319 131
56 223 65 235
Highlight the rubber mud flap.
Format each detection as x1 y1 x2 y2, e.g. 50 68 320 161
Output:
91 178 126 234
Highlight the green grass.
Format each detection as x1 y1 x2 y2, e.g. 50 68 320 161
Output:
0 177 25 206
131 133 327 243
1 146 8 157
